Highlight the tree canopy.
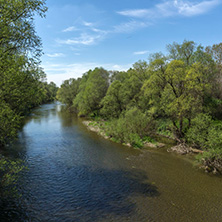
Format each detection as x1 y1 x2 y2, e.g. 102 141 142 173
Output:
57 40 222 172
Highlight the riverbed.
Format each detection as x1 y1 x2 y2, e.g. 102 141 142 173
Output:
1 102 222 222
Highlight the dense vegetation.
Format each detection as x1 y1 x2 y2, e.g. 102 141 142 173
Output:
57 40 222 173
0 0 57 196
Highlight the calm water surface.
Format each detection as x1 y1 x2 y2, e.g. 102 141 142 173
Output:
1 103 222 222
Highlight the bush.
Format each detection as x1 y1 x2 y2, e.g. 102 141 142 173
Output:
185 113 213 149
128 133 143 148
196 148 222 174
156 118 174 138
207 122 222 150
186 113 222 173
104 107 155 147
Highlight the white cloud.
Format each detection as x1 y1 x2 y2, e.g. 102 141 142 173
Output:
117 9 149 18
62 26 78 32
134 50 149 55
82 21 94 27
56 33 104 46
56 1 220 49
173 0 220 16
42 62 131 86
46 53 65 58
113 20 150 33
118 0 221 19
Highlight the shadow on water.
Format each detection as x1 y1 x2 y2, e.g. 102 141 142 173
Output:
1 103 159 221
0 165 159 222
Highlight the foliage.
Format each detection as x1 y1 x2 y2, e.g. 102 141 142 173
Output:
0 101 21 146
0 0 47 59
56 78 80 107
143 56 214 139
186 114 222 149
156 118 174 138
58 40 222 170
104 107 155 147
186 113 213 148
0 0 56 147
0 155 25 197
205 43 222 98
73 68 109 116
41 81 58 103
186 114 222 173
100 80 123 118
167 40 196 65
0 0 57 196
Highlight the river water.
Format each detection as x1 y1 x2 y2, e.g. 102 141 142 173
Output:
1 102 222 222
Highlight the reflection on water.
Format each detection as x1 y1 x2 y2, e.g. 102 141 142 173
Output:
1 102 222 222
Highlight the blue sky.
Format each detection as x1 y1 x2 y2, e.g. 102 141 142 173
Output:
35 0 222 86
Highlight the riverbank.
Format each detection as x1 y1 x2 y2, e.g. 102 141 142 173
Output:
82 119 222 175
82 120 199 152
82 120 165 149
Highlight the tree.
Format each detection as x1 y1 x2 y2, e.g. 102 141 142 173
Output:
132 60 149 81
167 40 196 65
206 43 222 100
142 53 168 116
0 101 20 146
0 0 48 145
100 80 123 118
0 0 47 59
73 68 109 116
143 58 212 139
56 78 80 107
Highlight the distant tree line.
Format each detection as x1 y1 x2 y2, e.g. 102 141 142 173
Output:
57 40 222 173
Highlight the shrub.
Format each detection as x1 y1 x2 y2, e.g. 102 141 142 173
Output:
186 113 213 148
104 107 155 147
186 113 222 173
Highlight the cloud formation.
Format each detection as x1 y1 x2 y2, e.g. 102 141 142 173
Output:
117 0 220 18
46 53 65 58
43 62 131 86
56 1 221 48
117 9 149 18
133 50 149 55
62 26 78 32
57 33 104 46
113 20 151 33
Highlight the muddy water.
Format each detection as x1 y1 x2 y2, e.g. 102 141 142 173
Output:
1 102 222 222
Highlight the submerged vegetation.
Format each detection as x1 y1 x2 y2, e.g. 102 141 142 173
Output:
57 40 222 174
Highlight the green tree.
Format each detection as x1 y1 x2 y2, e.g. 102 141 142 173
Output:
0 0 47 58
73 68 109 116
0 0 48 146
0 101 20 146
56 78 80 107
167 40 196 65
143 59 212 139
206 43 222 100
142 53 168 116
105 107 155 147
100 80 123 118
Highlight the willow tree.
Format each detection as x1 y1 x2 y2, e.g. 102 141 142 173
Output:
143 59 213 139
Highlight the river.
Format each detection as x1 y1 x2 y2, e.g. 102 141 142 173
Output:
1 102 222 222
